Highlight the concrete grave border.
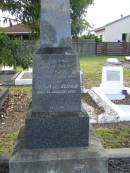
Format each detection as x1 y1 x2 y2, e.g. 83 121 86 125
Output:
15 71 32 86
91 87 130 122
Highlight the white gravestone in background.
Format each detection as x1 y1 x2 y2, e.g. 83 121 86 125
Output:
1 66 14 71
125 56 130 61
100 59 124 97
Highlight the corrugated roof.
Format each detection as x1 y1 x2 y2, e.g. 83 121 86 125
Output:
0 24 32 33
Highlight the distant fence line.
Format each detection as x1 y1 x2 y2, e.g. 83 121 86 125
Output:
97 42 130 56
26 41 130 56
72 40 96 56
73 41 130 56
75 41 130 56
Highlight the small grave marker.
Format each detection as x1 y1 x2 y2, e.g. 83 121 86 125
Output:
100 58 124 96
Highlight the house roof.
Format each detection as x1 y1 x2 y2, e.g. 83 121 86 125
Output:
94 15 130 33
106 15 130 26
0 24 32 34
94 26 105 32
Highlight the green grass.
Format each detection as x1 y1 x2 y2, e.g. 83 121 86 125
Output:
96 127 130 149
80 56 130 88
10 86 32 92
0 132 18 155
16 66 23 72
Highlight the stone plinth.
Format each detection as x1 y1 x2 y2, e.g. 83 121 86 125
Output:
25 108 89 149
9 128 108 173
32 48 81 113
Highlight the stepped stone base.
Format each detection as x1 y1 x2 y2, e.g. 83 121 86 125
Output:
9 127 108 173
25 108 89 149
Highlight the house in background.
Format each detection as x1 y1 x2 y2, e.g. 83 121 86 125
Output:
94 15 130 42
0 24 32 40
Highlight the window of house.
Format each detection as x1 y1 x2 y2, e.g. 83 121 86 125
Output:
100 35 103 41
122 33 127 41
122 33 130 42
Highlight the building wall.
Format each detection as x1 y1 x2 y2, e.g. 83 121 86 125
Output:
95 30 105 41
105 17 130 42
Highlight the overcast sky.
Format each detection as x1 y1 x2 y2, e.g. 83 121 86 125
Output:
0 0 130 29
86 0 130 29
0 11 12 27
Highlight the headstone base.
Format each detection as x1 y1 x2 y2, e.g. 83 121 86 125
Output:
25 107 89 148
9 128 108 173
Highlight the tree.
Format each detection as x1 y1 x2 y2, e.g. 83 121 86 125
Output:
79 34 102 43
70 0 93 37
0 33 12 66
0 33 32 69
0 0 93 37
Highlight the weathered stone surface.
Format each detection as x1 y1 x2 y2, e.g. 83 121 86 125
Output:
0 87 9 108
32 48 81 113
0 155 9 173
40 0 71 47
25 107 89 149
9 128 108 173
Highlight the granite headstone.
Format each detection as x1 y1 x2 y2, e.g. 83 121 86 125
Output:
32 0 81 113
40 0 71 47
9 0 108 172
25 0 89 148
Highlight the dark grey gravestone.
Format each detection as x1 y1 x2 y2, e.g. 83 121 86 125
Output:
25 109 89 149
32 48 81 113
9 0 92 172
40 0 71 47
24 0 89 149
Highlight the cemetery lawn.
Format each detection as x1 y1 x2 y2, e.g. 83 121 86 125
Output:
0 90 31 156
96 126 130 149
0 132 18 155
10 86 32 92
0 56 130 155
80 56 130 88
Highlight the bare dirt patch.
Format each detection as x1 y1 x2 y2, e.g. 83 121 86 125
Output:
121 60 130 68
112 95 130 105
83 93 105 115
0 91 31 133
